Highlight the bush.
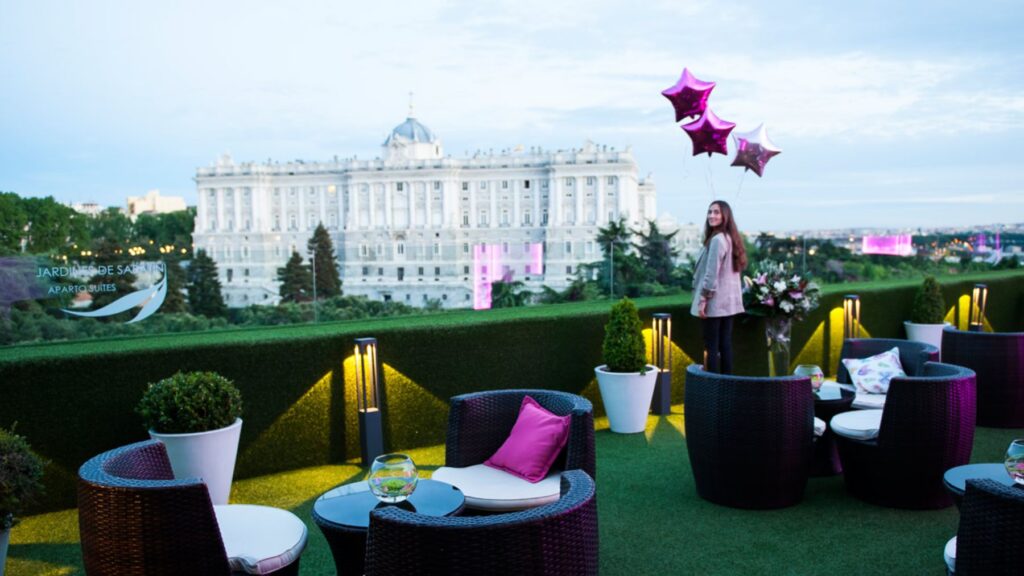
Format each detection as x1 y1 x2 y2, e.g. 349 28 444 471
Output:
136 371 243 434
602 298 647 373
910 276 946 324
0 426 45 529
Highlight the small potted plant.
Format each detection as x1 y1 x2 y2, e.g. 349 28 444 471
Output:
904 276 948 356
0 426 45 576
594 298 657 433
137 371 243 505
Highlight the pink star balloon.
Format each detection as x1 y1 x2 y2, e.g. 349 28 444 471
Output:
681 109 735 157
661 68 716 122
730 124 782 177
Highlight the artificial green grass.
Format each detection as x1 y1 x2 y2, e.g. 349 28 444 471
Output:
6 412 1022 576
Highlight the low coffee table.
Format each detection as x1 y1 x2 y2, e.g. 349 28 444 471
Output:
312 478 465 576
943 463 1016 508
811 383 855 476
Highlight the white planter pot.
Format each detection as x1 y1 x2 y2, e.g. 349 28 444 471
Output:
150 418 242 505
0 526 9 576
904 321 949 361
595 365 658 434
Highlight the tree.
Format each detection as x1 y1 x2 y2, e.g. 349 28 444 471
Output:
593 218 646 297
277 251 313 303
0 192 28 255
161 259 188 313
307 223 342 298
490 280 530 308
134 209 195 257
21 196 90 255
187 250 227 318
635 220 679 285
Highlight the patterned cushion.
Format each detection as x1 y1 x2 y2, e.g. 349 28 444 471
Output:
841 347 906 394
813 417 826 437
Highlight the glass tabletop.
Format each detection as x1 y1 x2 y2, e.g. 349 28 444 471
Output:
943 463 1016 495
313 478 464 529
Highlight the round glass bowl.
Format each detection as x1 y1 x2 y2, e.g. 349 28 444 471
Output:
794 364 825 391
368 453 419 503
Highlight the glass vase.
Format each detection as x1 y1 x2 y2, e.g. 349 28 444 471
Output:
794 364 825 391
368 453 419 503
765 316 792 377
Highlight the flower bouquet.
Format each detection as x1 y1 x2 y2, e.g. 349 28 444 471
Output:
743 260 821 375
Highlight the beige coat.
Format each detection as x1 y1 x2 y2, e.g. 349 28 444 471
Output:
690 233 745 318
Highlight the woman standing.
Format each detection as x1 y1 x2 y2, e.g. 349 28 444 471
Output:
691 200 747 374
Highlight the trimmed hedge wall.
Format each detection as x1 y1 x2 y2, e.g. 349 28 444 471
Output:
1 270 1022 511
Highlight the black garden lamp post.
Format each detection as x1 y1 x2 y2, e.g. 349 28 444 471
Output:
843 295 861 340
354 337 384 465
651 313 672 415
969 284 988 332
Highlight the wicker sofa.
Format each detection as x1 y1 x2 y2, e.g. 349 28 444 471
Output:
77 440 306 575
832 362 976 509
364 470 599 576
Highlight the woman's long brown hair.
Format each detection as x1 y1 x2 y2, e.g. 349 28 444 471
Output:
702 200 747 273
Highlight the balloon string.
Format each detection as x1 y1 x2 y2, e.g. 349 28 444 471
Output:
706 160 716 200
736 169 746 201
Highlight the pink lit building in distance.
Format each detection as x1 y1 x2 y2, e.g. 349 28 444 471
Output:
861 234 914 256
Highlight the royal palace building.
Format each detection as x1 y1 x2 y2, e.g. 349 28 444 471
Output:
193 112 666 308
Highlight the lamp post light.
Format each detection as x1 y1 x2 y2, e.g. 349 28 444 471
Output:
651 313 672 415
354 337 384 465
843 295 861 340
969 284 988 332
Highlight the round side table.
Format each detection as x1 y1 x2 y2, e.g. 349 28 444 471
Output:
313 478 465 576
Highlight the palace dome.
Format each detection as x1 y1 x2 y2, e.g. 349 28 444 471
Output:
384 117 437 146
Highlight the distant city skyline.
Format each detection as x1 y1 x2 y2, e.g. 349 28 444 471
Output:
2 0 1022 232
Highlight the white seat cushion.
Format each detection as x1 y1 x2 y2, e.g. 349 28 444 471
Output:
852 392 886 410
433 464 561 511
214 504 308 575
944 536 956 574
813 417 826 437
830 409 883 441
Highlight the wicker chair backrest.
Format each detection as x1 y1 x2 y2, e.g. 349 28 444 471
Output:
77 440 231 576
877 363 976 460
955 478 1024 575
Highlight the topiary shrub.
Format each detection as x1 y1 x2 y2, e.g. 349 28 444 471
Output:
602 298 648 373
136 371 243 434
910 276 946 324
0 425 45 529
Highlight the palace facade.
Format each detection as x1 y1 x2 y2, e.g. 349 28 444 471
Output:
193 113 671 308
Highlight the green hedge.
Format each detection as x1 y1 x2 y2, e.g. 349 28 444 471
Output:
1 270 1022 511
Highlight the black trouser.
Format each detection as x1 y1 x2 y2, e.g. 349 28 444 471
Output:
702 315 735 374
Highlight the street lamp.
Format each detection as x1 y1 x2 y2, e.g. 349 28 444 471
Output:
843 295 861 340
651 313 672 415
354 337 384 465
969 284 988 332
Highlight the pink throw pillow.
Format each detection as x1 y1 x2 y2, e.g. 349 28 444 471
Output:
484 395 572 483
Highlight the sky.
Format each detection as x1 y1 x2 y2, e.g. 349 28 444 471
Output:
2 0 1023 232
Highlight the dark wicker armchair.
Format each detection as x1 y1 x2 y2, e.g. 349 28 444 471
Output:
946 478 1024 575
835 338 939 384
683 364 815 509
364 470 598 576
942 327 1024 427
78 440 305 576
834 362 976 510
445 389 596 479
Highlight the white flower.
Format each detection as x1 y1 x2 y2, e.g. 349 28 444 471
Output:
773 280 787 293
780 300 794 313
